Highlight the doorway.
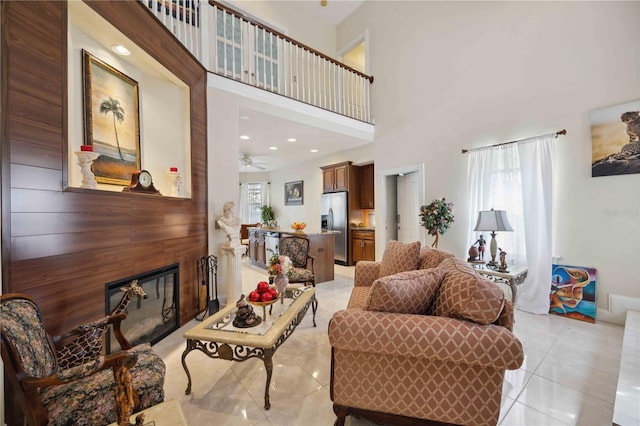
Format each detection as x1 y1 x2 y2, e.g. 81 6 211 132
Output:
337 30 369 74
380 164 425 253
397 172 420 243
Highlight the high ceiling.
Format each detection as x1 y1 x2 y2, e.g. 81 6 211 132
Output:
238 107 371 172
294 0 366 26
236 1 369 172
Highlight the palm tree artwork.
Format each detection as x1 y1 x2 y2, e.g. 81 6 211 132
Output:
99 97 125 160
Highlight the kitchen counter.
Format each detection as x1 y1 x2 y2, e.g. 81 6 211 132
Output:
351 227 375 231
247 228 335 283
251 227 340 236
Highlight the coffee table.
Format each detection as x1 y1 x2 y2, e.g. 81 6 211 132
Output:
181 286 317 410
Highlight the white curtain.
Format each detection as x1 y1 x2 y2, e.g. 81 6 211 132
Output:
466 134 556 314
517 135 555 314
466 145 526 266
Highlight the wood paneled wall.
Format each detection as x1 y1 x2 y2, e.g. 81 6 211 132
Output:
1 0 208 334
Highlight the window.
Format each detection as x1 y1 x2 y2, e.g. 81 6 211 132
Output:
214 9 279 91
240 182 269 223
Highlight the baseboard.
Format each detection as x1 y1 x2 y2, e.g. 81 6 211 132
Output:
597 295 640 325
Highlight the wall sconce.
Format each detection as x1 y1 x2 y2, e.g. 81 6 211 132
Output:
473 209 513 267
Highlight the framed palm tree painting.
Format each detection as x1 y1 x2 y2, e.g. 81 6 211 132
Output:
82 49 141 185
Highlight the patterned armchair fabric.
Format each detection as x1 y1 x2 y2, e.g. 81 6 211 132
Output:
330 247 524 426
279 235 315 286
0 293 165 426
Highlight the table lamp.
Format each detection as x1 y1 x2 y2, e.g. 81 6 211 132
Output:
473 209 513 267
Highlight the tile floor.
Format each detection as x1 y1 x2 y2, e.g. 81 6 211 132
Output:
152 263 626 426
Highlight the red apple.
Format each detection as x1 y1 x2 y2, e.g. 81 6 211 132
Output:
268 288 278 297
260 292 273 302
248 291 260 302
257 282 270 293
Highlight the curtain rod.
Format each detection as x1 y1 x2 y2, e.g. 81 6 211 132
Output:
461 129 566 154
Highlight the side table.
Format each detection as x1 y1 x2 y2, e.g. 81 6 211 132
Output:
471 264 528 303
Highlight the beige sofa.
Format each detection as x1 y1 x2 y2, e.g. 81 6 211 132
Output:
329 241 524 426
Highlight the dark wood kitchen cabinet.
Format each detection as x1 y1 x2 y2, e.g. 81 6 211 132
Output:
360 163 374 209
321 161 353 193
352 230 375 262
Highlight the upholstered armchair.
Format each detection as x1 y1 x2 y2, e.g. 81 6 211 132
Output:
329 242 523 426
279 235 315 287
1 293 165 426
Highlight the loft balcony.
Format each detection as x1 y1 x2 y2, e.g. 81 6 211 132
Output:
141 0 374 124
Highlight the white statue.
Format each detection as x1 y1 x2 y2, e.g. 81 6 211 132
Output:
218 201 241 247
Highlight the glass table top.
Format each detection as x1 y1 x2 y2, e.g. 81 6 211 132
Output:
184 286 316 348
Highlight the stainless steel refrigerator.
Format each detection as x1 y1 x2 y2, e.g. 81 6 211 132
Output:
321 191 348 265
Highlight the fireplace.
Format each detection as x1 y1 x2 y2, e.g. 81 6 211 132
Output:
105 264 179 353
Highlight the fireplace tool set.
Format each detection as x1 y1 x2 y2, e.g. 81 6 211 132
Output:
195 255 219 321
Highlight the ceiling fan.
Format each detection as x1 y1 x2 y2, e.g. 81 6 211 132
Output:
239 154 266 170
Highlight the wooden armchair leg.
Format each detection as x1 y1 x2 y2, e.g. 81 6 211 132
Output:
333 404 349 426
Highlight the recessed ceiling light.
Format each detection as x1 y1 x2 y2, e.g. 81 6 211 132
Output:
269 146 278 150
240 115 249 120
310 149 319 153
240 135 250 140
111 44 131 56
287 138 297 142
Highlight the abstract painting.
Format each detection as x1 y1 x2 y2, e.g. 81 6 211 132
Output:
549 264 597 323
83 50 141 185
590 100 640 177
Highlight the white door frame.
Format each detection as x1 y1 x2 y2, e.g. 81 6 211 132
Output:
337 29 370 74
378 163 425 258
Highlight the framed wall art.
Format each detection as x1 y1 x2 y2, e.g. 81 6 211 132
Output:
83 49 141 185
285 181 303 206
590 100 640 177
549 264 597 323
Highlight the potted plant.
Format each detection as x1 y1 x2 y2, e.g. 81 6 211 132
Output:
261 205 275 227
419 197 454 248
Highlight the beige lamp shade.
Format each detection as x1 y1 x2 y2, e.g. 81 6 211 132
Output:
474 209 513 232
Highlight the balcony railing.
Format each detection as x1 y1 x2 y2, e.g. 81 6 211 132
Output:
143 0 203 61
141 0 374 124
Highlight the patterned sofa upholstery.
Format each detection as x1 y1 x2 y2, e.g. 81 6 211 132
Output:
329 243 523 426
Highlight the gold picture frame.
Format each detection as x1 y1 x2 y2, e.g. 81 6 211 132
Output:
83 49 141 185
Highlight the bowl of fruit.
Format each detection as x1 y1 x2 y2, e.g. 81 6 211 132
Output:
247 281 279 306
291 222 306 232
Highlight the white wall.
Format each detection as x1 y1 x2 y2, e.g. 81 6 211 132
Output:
337 1 640 311
221 0 337 57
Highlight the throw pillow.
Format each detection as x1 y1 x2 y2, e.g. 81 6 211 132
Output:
379 240 421 277
432 269 505 324
419 247 455 269
365 269 446 314
437 257 476 274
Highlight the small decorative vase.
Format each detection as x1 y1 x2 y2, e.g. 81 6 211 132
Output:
168 171 183 197
75 151 100 189
274 273 288 303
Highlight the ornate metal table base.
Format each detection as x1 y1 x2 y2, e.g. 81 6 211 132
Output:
181 292 317 410
472 265 528 303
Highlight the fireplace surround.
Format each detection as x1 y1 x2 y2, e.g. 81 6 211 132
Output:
105 264 179 353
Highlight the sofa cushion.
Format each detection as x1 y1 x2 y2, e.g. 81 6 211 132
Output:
419 247 455 269
433 260 505 324
379 240 421 278
366 269 446 314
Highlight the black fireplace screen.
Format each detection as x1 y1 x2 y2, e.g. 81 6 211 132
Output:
105 264 179 353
